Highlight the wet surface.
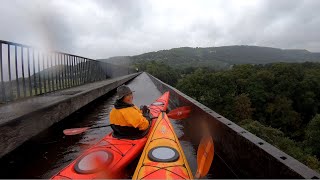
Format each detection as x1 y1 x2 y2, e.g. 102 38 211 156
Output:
0 73 237 178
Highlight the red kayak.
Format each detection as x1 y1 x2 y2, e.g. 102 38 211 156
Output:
51 92 170 179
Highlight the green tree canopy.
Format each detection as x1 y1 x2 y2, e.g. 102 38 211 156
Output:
305 114 320 157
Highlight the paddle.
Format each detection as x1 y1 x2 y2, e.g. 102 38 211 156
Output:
195 135 214 179
167 106 191 120
63 106 191 136
195 120 214 179
63 125 111 136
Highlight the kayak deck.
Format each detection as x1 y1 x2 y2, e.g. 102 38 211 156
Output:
52 134 148 179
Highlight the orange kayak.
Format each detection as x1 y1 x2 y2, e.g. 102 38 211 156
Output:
132 111 193 179
51 92 170 179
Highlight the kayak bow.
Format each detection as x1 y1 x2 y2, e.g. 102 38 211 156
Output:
132 111 193 179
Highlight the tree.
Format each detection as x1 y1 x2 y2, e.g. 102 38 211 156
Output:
240 120 320 172
305 114 320 157
266 96 302 137
138 61 181 86
233 93 254 122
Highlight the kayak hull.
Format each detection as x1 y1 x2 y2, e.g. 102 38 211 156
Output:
133 112 193 179
51 92 170 179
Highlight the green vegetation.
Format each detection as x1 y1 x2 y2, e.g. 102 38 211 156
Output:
305 114 320 157
134 61 181 85
141 61 320 172
240 120 320 171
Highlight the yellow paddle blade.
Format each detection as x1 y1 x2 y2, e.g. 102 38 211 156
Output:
195 135 214 179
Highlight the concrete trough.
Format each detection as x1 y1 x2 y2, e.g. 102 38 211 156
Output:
147 73 320 179
0 73 140 159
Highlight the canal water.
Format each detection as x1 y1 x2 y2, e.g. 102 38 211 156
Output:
0 73 237 178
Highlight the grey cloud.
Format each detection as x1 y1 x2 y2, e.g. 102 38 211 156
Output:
222 0 320 51
0 0 320 59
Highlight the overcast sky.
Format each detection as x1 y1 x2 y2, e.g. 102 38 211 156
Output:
0 0 319 59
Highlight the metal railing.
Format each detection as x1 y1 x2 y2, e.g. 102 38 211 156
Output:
0 40 133 103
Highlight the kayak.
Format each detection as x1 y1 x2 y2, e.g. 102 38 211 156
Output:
51 91 170 179
132 111 193 179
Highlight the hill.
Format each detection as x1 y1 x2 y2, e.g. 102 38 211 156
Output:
98 46 320 69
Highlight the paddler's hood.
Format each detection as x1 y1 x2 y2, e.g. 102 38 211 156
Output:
114 100 134 109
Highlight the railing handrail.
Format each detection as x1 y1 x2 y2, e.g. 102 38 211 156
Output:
0 40 101 62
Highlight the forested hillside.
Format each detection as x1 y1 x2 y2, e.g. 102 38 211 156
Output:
141 62 320 172
99 46 320 70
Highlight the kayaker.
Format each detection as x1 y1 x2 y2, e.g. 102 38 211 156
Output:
109 85 151 139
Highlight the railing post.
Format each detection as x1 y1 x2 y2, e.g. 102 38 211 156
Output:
38 51 42 94
48 53 57 91
87 60 91 82
67 55 72 87
71 56 75 86
96 62 99 81
69 56 72 86
74 56 77 85
88 59 91 82
77 57 80 85
14 46 20 99
32 49 37 95
42 53 47 93
69 55 72 87
21 47 26 97
0 43 5 102
46 53 51 92
54 53 59 90
84 59 88 83
76 57 80 85
79 58 81 84
93 62 97 82
58 54 64 89
7 45 13 100
84 58 88 84
80 58 84 84
64 54 66 88
27 48 32 96
90 61 93 82
76 56 79 85
54 53 62 89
